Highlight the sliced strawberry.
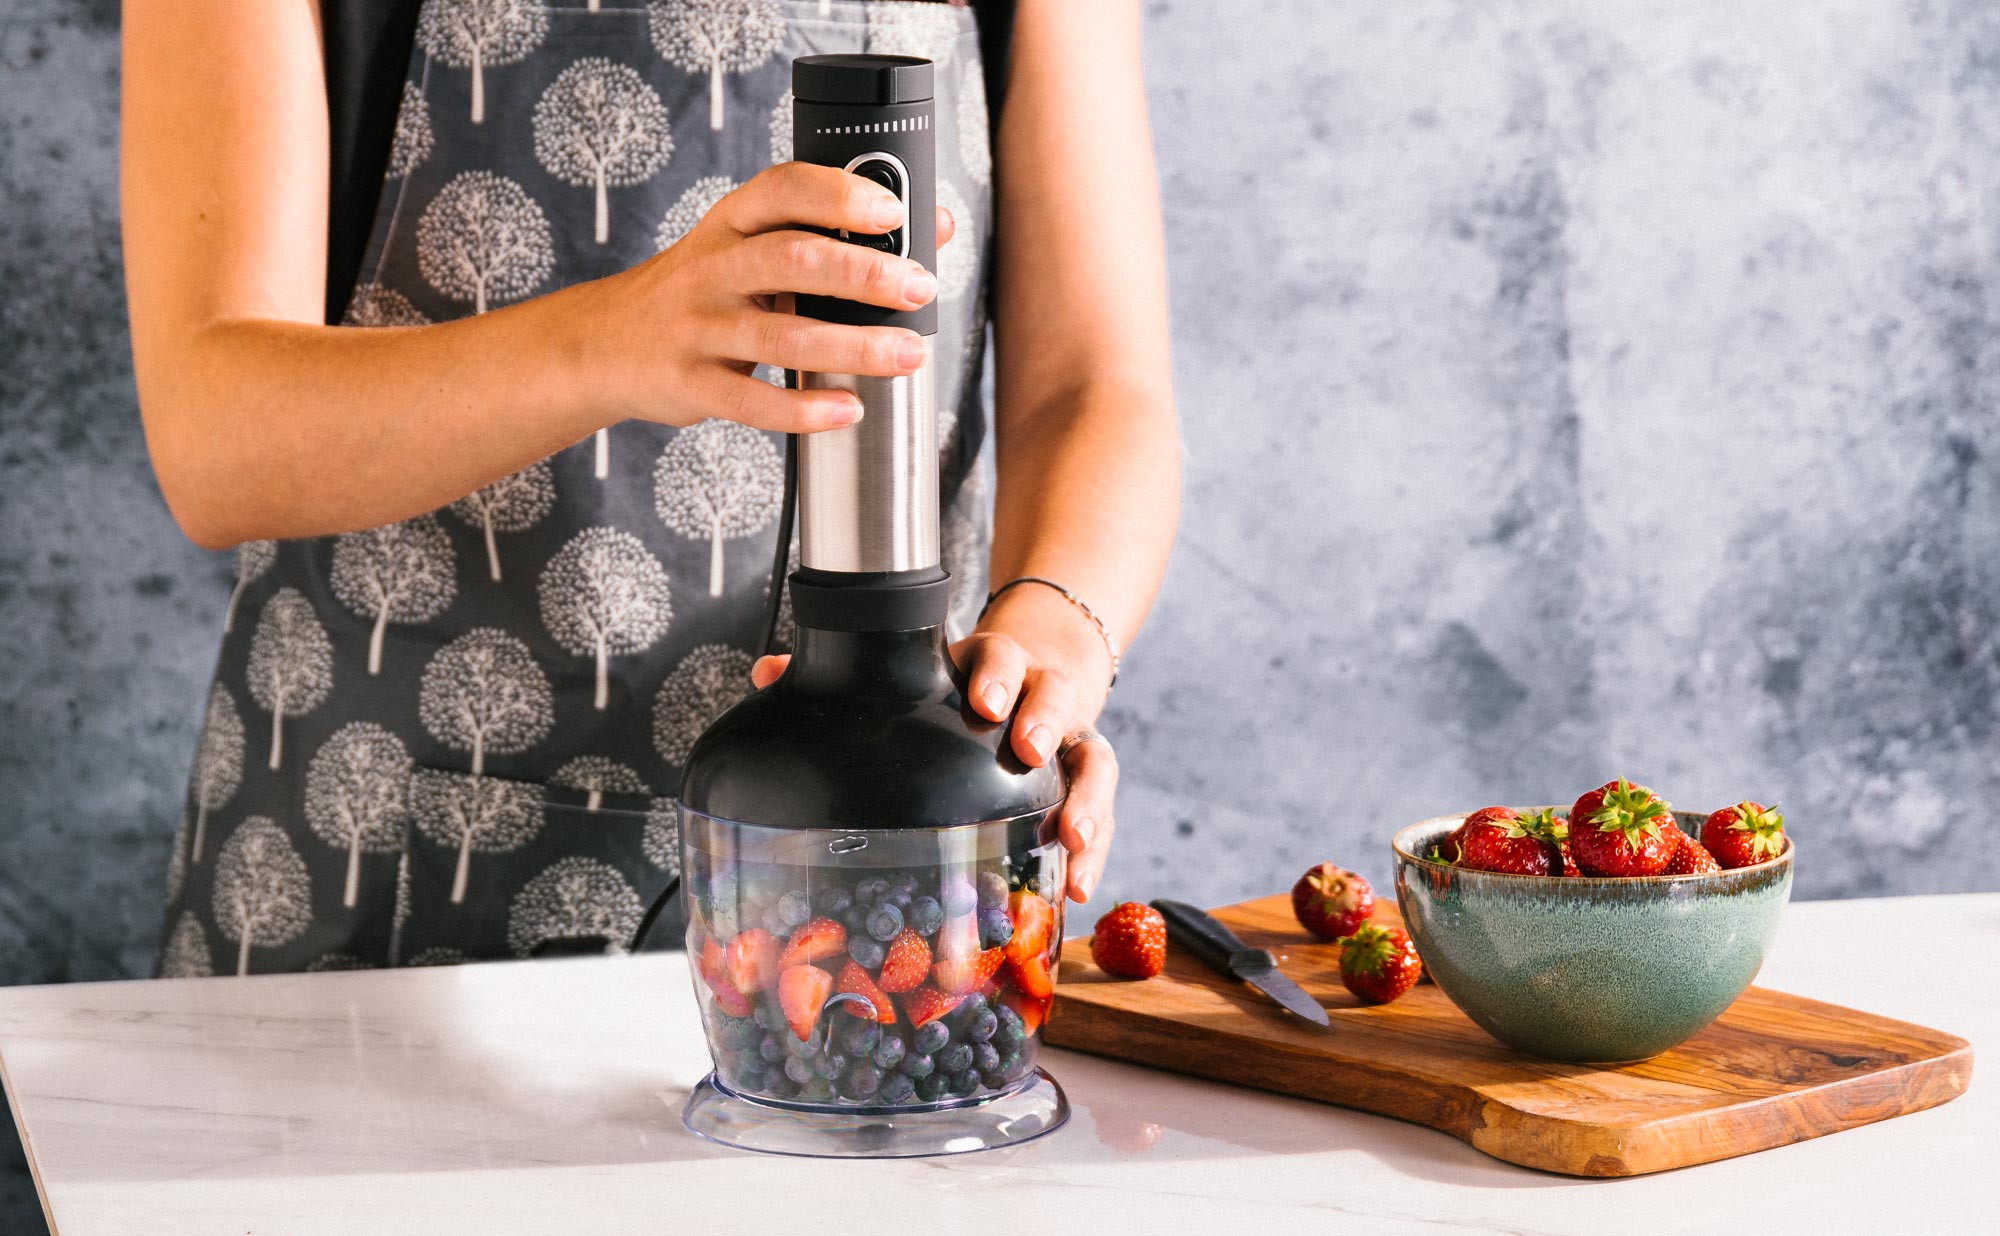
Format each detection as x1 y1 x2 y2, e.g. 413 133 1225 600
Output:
1007 952 1055 1000
835 960 896 1025
778 963 833 1040
934 946 1007 996
876 928 931 993
698 939 755 1017
722 928 781 994
1003 890 1056 965
903 983 965 1029
999 986 1051 1034
777 917 847 969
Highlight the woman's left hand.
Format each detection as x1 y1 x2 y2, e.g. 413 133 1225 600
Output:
750 582 1118 904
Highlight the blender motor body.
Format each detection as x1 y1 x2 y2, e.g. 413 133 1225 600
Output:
677 55 1069 1159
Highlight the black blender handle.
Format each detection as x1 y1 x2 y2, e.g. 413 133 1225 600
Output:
1150 898 1273 978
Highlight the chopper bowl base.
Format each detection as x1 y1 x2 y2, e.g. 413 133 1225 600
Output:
683 1068 1069 1158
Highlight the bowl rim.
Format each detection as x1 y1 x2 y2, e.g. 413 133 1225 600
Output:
1392 809 1794 885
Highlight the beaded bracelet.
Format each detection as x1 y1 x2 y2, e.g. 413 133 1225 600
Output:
980 576 1122 689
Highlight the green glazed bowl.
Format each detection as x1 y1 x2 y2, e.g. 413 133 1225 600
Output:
1393 811 1793 1063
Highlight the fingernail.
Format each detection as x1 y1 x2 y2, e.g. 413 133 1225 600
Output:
828 397 863 426
873 197 904 230
903 269 937 305
1073 816 1096 849
1027 724 1055 763
980 681 1007 715
897 335 928 369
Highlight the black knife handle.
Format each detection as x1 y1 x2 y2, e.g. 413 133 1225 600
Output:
1151 899 1274 978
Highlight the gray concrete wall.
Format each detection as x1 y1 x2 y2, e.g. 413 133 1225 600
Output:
2 1 1996 1218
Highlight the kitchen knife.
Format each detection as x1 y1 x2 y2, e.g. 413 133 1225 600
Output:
1150 899 1331 1028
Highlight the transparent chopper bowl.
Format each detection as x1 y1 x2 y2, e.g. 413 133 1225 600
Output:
679 805 1069 1157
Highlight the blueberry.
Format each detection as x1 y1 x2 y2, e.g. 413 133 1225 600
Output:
812 1051 848 1081
871 1033 907 1070
885 886 913 909
798 1077 835 1103
980 1070 1010 1091
848 938 886 972
940 877 977 917
728 1064 766 1092
767 1075 802 1101
914 1072 950 1103
760 905 792 936
906 896 944 936
879 1072 918 1105
783 1030 819 1058
840 1017 882 1056
775 890 812 932
888 870 919 896
972 1042 1000 1074
783 1054 814 1084
854 876 889 904
865 902 904 942
955 992 989 1021
842 1063 884 1099
721 1016 761 1049
753 1000 786 1033
841 904 871 934
998 1049 1028 1081
711 1046 740 1073
939 1043 974 1076
814 886 853 916
913 1021 950 1056
966 1008 999 1043
993 1005 1025 1041
977 907 1014 949
758 1034 787 1063
948 1070 981 1098
977 870 1009 910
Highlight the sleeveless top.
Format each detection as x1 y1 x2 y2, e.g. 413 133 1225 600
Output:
157 0 998 977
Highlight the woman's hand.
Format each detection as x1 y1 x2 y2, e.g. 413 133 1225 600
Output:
750 582 1118 904
584 163 956 436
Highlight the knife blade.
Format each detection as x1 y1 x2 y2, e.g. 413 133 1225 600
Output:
1150 899 1331 1027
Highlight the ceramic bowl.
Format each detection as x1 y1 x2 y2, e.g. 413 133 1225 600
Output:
1392 811 1793 1063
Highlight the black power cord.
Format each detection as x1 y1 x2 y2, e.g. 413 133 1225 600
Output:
627 373 802 954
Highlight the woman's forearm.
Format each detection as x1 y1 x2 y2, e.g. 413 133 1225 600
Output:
145 289 603 548
984 0 1179 700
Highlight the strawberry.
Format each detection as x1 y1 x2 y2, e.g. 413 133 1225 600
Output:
903 984 965 1029
1457 806 1565 876
1291 862 1375 939
1557 839 1581 877
722 927 781 994
876 928 931 993
1006 952 1055 1000
1091 902 1168 979
835 960 897 1025
1568 779 1675 877
1700 801 1787 869
999 986 1052 1034
698 938 755 1017
1437 806 1512 864
1003 890 1057 964
778 963 833 1040
776 917 846 969
934 946 1007 996
1665 828 1722 875
1337 923 1422 1004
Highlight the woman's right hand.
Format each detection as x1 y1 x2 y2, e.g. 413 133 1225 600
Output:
583 162 948 435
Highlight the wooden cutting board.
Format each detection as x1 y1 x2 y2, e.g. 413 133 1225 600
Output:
1043 894 1973 1177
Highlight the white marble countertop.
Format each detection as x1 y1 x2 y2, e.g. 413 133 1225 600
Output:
0 894 1992 1235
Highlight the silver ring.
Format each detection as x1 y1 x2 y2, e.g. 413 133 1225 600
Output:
1058 728 1111 760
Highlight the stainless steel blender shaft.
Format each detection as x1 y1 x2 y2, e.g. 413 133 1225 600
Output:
797 352 939 574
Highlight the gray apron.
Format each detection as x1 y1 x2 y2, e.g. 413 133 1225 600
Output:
158 0 995 977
